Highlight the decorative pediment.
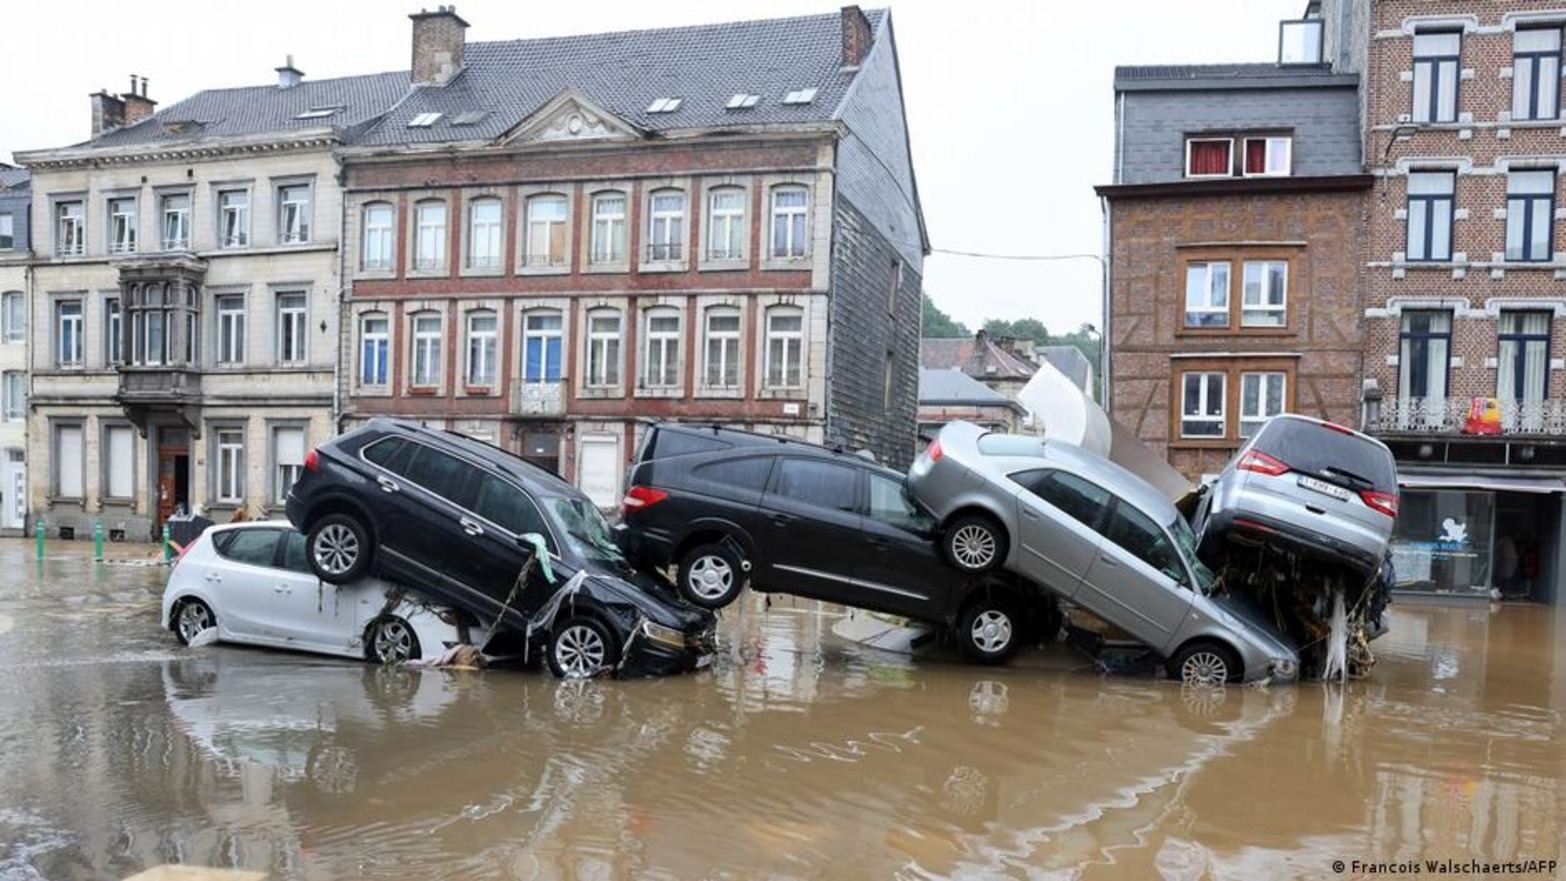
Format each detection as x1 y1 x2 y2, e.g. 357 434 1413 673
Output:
502 89 643 145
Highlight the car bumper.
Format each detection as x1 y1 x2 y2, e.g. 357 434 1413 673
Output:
1205 508 1381 578
618 620 717 678
613 522 676 571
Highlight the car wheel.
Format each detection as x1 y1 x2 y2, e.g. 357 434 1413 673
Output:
957 599 1020 664
676 543 745 609
546 616 620 679
308 513 372 583
945 515 1007 573
366 616 421 665
174 598 216 646
1168 641 1240 687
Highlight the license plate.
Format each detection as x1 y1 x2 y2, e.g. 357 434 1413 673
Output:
1297 474 1351 501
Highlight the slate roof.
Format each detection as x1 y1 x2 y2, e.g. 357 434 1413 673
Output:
1039 346 1092 392
920 333 1037 381
0 167 28 192
919 368 1020 409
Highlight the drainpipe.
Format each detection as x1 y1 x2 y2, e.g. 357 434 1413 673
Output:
1100 197 1112 411
332 156 348 433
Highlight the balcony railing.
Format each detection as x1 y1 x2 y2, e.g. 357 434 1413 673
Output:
1374 396 1566 436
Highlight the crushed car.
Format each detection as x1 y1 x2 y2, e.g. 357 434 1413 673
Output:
283 419 716 678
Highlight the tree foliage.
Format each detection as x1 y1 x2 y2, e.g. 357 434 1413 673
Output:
921 294 970 338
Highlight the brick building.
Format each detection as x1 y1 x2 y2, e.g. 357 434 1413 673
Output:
337 7 927 505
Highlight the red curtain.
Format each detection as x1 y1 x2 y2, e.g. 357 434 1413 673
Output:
1244 139 1267 174
1188 141 1231 176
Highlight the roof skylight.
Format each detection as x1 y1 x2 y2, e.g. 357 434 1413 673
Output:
646 97 682 113
726 93 761 110
451 111 489 126
782 88 818 105
408 112 442 128
294 106 342 119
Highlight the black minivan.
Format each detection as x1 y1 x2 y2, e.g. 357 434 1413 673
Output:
616 423 1059 662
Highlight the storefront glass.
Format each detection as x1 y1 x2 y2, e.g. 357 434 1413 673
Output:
1391 489 1553 600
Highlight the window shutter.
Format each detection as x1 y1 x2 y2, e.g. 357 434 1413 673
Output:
276 428 306 467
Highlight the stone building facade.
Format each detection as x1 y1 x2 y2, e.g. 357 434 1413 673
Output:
0 168 29 532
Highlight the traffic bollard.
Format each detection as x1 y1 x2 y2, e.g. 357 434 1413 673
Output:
34 518 44 561
94 521 104 562
162 523 173 561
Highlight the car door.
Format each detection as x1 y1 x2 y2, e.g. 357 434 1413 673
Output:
1076 499 1196 653
458 469 552 618
853 471 949 619
207 527 290 641
1009 469 1111 599
755 457 863 601
374 440 481 596
271 529 353 653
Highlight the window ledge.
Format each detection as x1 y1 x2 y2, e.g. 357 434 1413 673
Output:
516 263 570 276
1174 328 1296 338
582 263 630 275
461 385 498 396
756 387 806 400
45 496 86 506
760 257 810 272
408 386 439 396
638 260 689 274
354 269 398 282
699 258 748 272
633 386 685 399
694 387 745 399
352 385 393 397
578 387 625 399
459 266 506 278
407 268 451 280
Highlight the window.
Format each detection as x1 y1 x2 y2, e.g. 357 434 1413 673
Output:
1183 262 1230 327
362 437 408 471
278 184 311 243
55 425 83 498
1181 372 1225 437
883 350 896 410
647 190 685 261
524 194 568 267
214 529 281 566
1506 170 1555 262
360 313 388 386
523 311 563 383
280 532 311 574
887 260 903 314
2 371 23 421
467 197 503 269
772 458 858 512
108 197 137 254
1498 311 1550 404
1104 502 1186 585
414 200 447 270
135 307 166 366
586 310 621 387
272 426 306 505
645 97 682 113
1241 261 1287 327
727 93 761 109
770 187 808 258
411 312 442 387
471 474 548 535
1185 138 1233 177
867 472 935 533
2 292 23 343
362 202 393 269
1017 469 1111 529
466 310 497 386
403 444 469 497
408 112 442 128
215 428 245 503
55 201 84 256
276 293 306 364
160 193 191 250
1406 171 1455 262
105 425 134 499
0 213 12 250
693 457 773 493
642 307 681 387
1242 136 1291 177
1399 310 1452 399
765 307 804 388
105 298 121 365
216 294 245 365
707 187 745 260
1412 31 1461 124
218 190 249 248
1514 27 1562 121
703 307 741 388
1239 372 1286 438
1279 18 1323 64
56 300 82 366
590 193 627 264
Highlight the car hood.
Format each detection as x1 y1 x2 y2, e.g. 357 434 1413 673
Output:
1208 591 1296 654
580 561 714 632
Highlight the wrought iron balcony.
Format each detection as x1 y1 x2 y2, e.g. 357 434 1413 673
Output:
1372 396 1566 437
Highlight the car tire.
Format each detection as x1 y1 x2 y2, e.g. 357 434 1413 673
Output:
173 598 216 646
1167 640 1241 687
307 513 372 583
944 514 1007 573
366 615 421 665
956 598 1021 665
546 615 620 679
676 543 745 609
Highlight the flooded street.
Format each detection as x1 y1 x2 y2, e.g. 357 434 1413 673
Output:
2 546 1565 880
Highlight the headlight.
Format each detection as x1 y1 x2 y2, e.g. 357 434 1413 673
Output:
1269 656 1298 678
639 619 687 648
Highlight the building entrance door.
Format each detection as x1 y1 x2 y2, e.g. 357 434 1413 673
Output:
1 450 23 530
157 427 191 526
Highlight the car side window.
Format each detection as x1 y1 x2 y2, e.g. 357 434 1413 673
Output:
1104 501 1187 586
214 529 283 568
692 456 774 493
1015 469 1111 530
867 472 936 533
280 531 312 575
362 437 410 473
402 444 471 501
770 458 859 513
471 473 549 537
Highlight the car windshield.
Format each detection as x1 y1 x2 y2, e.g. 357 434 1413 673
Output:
551 497 626 565
1168 515 1217 594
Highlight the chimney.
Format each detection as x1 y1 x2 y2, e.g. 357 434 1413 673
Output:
410 5 469 86
840 5 872 68
121 75 157 125
276 54 305 89
90 89 126 138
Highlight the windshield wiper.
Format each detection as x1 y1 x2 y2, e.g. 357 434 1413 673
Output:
1320 465 1374 489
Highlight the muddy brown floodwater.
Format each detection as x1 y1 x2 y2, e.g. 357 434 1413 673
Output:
1 549 1565 880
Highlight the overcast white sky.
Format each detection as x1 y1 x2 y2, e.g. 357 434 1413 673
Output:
1 0 1304 334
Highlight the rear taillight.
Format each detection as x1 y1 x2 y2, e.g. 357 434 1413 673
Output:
1236 450 1290 477
621 485 668 515
926 439 943 463
1360 489 1399 518
304 449 320 473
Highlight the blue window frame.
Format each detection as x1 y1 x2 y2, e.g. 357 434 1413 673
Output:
523 310 563 383
1406 171 1455 262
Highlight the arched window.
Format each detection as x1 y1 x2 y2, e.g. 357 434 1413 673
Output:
585 308 622 386
362 202 394 269
465 309 498 386
764 305 804 388
466 197 503 269
590 192 627 264
414 199 447 270
707 187 745 261
524 194 569 267
769 186 809 258
703 306 741 388
641 306 682 387
359 312 389 386
647 189 685 261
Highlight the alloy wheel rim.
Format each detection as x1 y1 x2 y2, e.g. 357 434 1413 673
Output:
970 609 1013 653
314 524 360 575
555 624 607 678
1181 651 1229 687
952 526 996 568
178 603 211 643
373 619 413 664
687 556 734 600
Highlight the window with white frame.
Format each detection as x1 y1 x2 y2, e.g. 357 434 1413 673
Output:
467 197 503 269
218 189 249 248
523 310 563 383
1180 372 1225 437
647 190 685 261
362 202 393 269
0 213 12 250
215 428 245 503
2 291 23 343
1412 30 1461 124
216 294 245 364
273 426 306 505
108 197 137 253
1506 169 1555 262
707 187 745 260
765 306 804 388
411 312 442 386
1406 170 1455 262
360 313 388 386
278 184 311 243
56 300 82 366
525 194 568 267
105 297 121 365
133 305 166 367
55 201 84 256
2 371 23 421
590 193 627 264
642 308 681 387
104 425 134 499
770 187 808 258
1241 136 1292 176
1185 138 1233 177
414 200 447 270
1514 27 1562 122
1241 261 1287 327
703 307 741 388
466 310 498 386
160 192 191 250
586 310 622 387
276 292 307 364
56 424 83 498
1183 262 1230 328
1239 372 1286 438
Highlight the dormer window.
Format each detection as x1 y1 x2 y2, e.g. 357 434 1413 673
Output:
294 106 342 120
408 112 442 128
1185 138 1233 178
645 97 682 113
782 88 817 105
1278 18 1323 64
1185 134 1293 178
1242 136 1292 176
726 93 761 110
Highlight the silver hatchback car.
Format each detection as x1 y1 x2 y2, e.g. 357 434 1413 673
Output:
908 421 1298 684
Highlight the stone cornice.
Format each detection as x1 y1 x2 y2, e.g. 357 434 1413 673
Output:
14 130 341 171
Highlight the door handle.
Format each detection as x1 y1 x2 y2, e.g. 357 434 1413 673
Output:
460 517 485 537
205 573 221 583
377 475 400 493
867 537 890 550
770 513 795 527
1022 508 1039 520
1098 554 1119 568
274 585 289 594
